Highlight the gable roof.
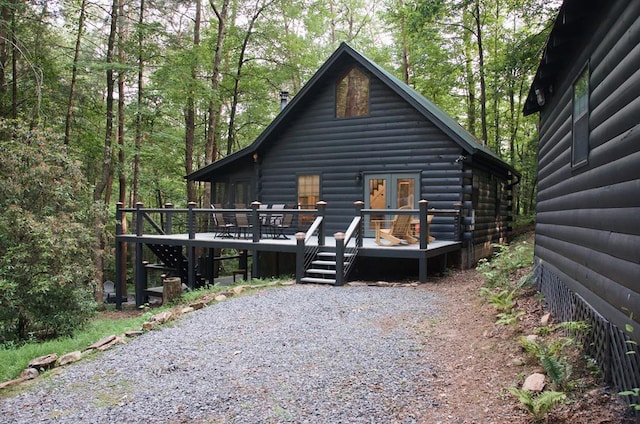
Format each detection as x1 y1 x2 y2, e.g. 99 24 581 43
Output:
188 42 517 181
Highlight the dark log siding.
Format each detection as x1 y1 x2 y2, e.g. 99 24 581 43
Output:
535 1 640 329
471 169 510 245
257 65 466 236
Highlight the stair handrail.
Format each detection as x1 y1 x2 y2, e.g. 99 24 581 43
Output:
334 215 361 286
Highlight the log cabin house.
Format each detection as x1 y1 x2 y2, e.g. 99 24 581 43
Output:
523 0 640 408
116 43 518 306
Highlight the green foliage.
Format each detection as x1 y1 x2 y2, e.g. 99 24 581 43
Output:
0 122 106 344
485 289 516 312
509 387 566 421
496 310 525 326
519 323 588 390
0 311 149 382
476 237 534 289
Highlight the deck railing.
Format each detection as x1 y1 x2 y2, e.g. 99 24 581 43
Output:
357 200 462 248
116 201 322 241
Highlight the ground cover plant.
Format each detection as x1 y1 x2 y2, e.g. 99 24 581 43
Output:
476 233 635 422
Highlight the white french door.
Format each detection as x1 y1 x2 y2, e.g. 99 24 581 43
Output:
363 173 420 236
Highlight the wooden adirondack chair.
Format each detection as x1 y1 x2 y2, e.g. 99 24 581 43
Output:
375 206 418 246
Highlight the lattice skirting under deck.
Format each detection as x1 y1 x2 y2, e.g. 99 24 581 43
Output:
535 261 640 414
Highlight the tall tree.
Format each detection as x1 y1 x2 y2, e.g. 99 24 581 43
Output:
132 0 146 205
206 0 230 166
94 0 119 204
64 0 86 145
185 0 201 203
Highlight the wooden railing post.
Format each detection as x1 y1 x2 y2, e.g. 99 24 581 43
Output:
187 202 196 289
419 199 429 250
187 202 196 240
334 232 345 286
295 232 306 283
354 201 364 248
115 202 124 310
135 202 144 236
251 201 261 242
164 203 174 234
135 202 145 307
317 201 327 246
418 199 429 284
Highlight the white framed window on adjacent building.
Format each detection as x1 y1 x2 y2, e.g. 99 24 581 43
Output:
572 65 589 167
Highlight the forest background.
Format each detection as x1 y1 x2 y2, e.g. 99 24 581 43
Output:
0 0 560 342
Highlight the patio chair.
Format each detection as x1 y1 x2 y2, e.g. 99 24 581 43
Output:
265 203 285 238
375 206 418 246
271 204 295 239
211 204 235 238
235 211 252 238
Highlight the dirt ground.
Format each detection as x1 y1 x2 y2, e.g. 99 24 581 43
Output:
417 268 636 424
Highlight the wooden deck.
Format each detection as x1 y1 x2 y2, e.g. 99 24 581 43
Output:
114 202 465 308
117 232 461 258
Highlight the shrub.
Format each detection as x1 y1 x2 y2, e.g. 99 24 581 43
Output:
0 122 105 343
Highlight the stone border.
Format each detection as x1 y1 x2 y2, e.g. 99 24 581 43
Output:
0 280 295 391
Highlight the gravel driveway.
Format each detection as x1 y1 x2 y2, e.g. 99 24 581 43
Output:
1 284 442 423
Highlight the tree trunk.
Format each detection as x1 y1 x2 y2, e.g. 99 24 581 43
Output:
117 0 127 300
10 6 17 120
185 0 201 204
462 9 476 138
64 0 86 146
132 0 145 206
204 0 230 208
117 0 126 206
400 0 410 85
0 4 9 118
474 0 488 145
227 0 273 155
92 0 119 302
93 0 118 203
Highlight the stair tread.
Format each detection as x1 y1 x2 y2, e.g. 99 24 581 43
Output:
318 252 354 257
300 277 336 284
306 268 337 275
312 260 348 266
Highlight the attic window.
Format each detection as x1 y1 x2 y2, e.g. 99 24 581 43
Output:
572 66 589 167
336 67 369 118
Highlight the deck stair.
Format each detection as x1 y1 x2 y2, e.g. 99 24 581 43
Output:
300 249 355 285
146 243 206 288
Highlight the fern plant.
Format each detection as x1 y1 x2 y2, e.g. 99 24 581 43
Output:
509 388 566 422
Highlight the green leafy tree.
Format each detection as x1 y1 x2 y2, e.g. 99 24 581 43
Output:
0 122 106 343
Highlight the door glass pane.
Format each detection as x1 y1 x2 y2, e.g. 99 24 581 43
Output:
369 178 386 230
396 178 415 208
298 175 320 226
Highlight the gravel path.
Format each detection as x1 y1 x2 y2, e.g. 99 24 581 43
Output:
0 284 442 423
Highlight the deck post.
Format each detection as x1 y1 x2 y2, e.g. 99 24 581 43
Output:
135 202 145 307
252 248 259 280
419 200 429 250
334 232 345 286
115 202 124 310
164 203 173 234
354 201 364 247
419 252 428 283
187 202 196 289
295 232 305 283
187 202 196 240
250 201 261 242
317 201 327 246
419 200 429 283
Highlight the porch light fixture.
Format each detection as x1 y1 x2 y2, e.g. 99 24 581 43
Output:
252 152 258 162
355 172 363 184
535 87 545 106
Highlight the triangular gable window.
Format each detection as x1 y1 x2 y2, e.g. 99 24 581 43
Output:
336 67 369 118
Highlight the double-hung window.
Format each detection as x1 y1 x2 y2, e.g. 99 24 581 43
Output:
572 66 589 167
